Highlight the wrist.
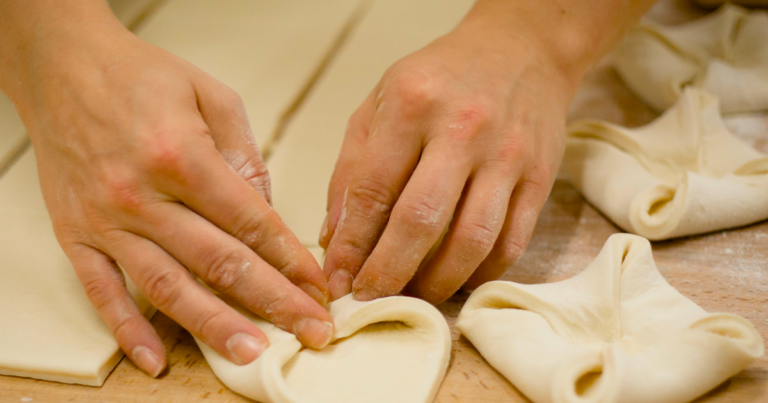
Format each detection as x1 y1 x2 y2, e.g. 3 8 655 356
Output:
0 0 129 106
453 0 655 92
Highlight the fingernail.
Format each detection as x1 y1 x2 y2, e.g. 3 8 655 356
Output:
294 318 334 349
226 333 267 365
132 346 163 377
328 269 353 300
319 215 330 245
299 283 329 306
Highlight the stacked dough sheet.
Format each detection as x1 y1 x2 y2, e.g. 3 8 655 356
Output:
564 4 768 240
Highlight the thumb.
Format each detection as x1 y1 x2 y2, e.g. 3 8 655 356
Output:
192 71 272 204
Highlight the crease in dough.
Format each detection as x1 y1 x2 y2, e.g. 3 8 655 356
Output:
562 87 768 240
196 294 451 403
456 233 764 403
612 4 768 114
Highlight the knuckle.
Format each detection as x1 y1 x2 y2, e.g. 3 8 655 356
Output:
221 86 245 109
500 237 528 267
141 130 195 176
387 72 437 114
445 103 492 142
456 221 498 252
194 309 226 340
397 196 444 232
101 173 144 214
204 251 249 291
230 209 269 247
349 177 394 215
142 269 184 311
81 276 118 311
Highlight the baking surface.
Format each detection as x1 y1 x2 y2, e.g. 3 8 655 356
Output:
1 0 766 402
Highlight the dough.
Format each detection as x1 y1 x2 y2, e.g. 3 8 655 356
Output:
456 233 764 403
136 0 364 151
613 4 768 114
196 294 451 403
0 150 155 386
267 0 476 245
561 88 768 240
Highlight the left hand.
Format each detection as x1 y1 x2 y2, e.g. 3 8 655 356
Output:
319 15 582 305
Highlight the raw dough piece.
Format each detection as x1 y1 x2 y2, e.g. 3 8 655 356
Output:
561 88 768 240
197 294 451 403
613 4 768 114
0 150 155 386
456 233 764 403
267 0 476 245
136 0 364 151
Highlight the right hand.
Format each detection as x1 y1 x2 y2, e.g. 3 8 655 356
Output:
3 9 333 376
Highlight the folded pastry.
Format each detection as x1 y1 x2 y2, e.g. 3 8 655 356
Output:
457 234 764 403
197 295 451 403
613 4 768 114
562 88 768 240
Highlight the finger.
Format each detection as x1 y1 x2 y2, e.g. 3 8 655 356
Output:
464 176 550 290
103 230 270 365
128 200 334 349
319 90 378 249
351 141 473 301
322 100 424 300
193 72 272 204
150 122 330 306
67 243 165 377
405 167 516 304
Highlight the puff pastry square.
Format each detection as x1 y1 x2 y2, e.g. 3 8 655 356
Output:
613 4 768 114
457 234 764 403
562 88 768 240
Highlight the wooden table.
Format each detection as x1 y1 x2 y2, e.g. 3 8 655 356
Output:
2 0 766 402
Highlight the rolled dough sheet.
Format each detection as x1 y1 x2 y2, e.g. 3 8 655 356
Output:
562 87 768 240
0 149 155 386
135 0 365 151
613 4 768 114
267 0 476 246
457 233 764 403
197 294 451 403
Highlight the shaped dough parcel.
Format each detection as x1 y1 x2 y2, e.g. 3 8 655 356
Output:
561 88 768 240
613 4 768 114
196 294 451 403
457 234 764 403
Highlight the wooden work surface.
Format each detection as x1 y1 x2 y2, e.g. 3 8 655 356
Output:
2 0 767 402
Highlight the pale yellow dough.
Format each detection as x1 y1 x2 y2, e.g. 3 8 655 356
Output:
0 150 155 386
196 295 451 403
613 4 768 114
457 234 764 403
562 88 768 240
136 0 364 150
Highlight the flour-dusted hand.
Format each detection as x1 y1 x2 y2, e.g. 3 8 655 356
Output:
320 0 659 304
0 0 333 377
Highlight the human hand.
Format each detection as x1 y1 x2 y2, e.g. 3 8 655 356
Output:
319 5 587 305
2 7 333 377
